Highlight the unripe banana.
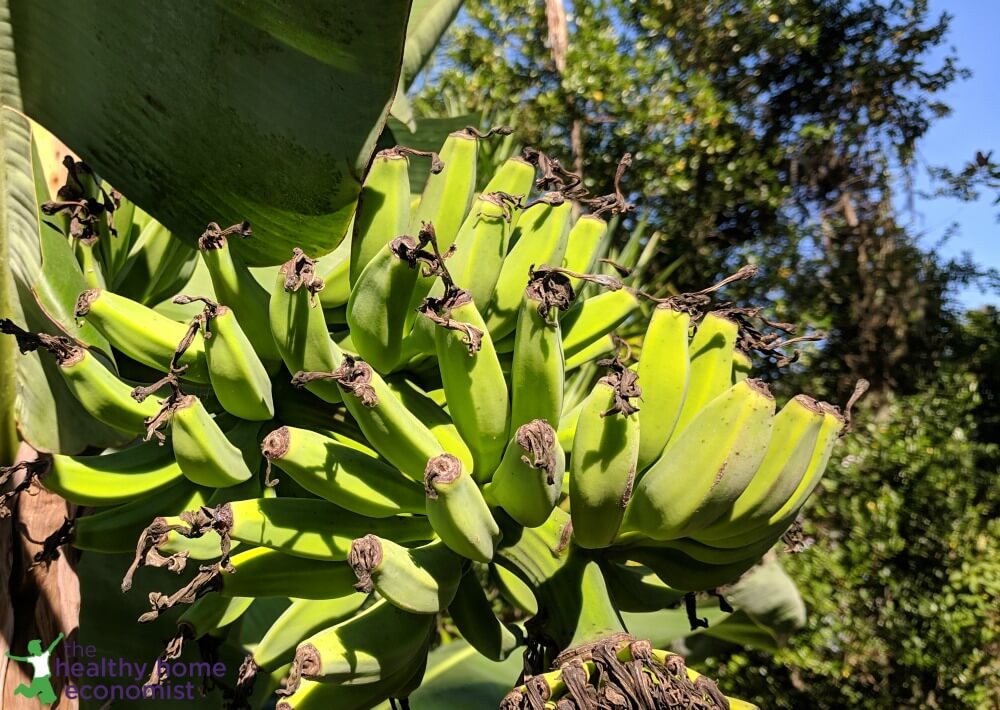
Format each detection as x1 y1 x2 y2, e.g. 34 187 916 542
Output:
693 394 824 541
383 376 475 472
448 567 523 661
672 311 740 436
170 395 256 487
485 197 572 340
624 378 775 541
73 482 211 553
428 288 510 479
346 234 423 372
560 288 641 362
442 192 518 308
479 155 535 207
732 349 752 384
261 426 425 517
510 269 573 432
616 545 762 592
635 304 691 471
74 289 210 382
316 229 352 310
154 474 260 560
600 560 685 613
404 131 480 328
295 356 444 482
252 595 369 672
563 333 615 371
483 420 565 528
176 594 254 638
52 344 159 434
348 536 462 613
561 214 609 285
198 221 282 372
43 443 183 506
491 563 539 616
216 547 358 599
291 597 435 685
73 237 106 289
269 248 343 403
569 358 642 549
351 148 413 285
179 296 274 421
696 402 845 547
156 498 433 562
115 219 198 306
424 454 500 563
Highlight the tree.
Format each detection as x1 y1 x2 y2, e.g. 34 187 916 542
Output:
419 0 981 401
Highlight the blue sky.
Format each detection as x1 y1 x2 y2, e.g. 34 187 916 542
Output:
906 0 1000 309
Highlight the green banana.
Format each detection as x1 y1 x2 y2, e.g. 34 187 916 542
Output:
346 233 424 372
269 248 343 403
73 236 106 289
563 332 615 371
176 296 274 421
732 349 753 384
693 394 825 541
442 192 519 308
695 401 845 547
169 394 256 487
491 563 539 616
569 357 642 549
74 288 210 382
217 547 358 599
448 567 523 661
291 597 435 685
671 311 740 436
351 147 414 286
403 130 480 330
176 593 254 638
383 376 475 472
424 453 500 563
616 545 762 592
294 356 444 482
479 155 536 206
261 426 425 517
42 443 184 506
198 221 282 372
635 304 691 471
54 344 159 434
624 378 776 541
485 197 572 340
73 483 211 553
561 214 609 285
348 535 462 613
560 287 641 362
600 560 685 613
251 595 369 672
114 219 198 306
483 420 565 528
148 498 433 563
316 228 353 310
428 287 510 479
509 268 572 432
410 130 478 251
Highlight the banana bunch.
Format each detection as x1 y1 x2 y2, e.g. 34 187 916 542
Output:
0 135 865 710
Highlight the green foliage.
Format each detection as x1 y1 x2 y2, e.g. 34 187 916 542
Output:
702 346 1000 707
6 0 411 265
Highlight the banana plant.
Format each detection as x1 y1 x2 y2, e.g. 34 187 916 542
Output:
1 3 858 708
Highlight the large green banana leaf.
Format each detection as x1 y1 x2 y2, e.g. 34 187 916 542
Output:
390 0 466 129
4 0 412 266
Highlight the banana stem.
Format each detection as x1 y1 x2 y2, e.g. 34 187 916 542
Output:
496 514 625 654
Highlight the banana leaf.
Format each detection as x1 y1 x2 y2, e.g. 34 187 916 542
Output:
5 0 412 266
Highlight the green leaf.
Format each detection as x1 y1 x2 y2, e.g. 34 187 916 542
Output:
7 0 412 265
385 114 479 193
389 0 465 129
0 105 128 453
